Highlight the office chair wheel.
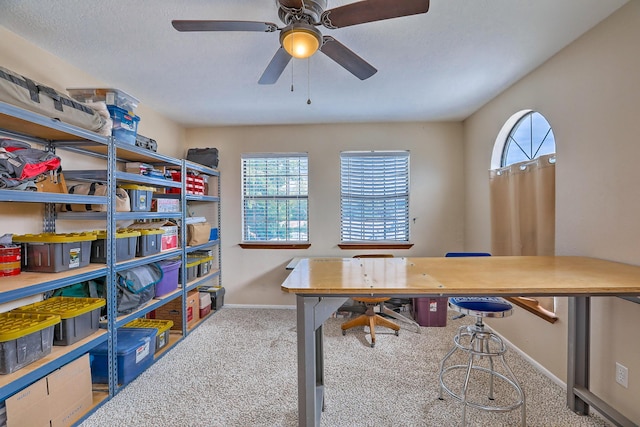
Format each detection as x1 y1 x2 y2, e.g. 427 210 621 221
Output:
394 330 399 336
370 342 375 348
342 330 346 336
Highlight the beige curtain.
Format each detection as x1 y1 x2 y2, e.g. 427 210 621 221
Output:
489 153 557 320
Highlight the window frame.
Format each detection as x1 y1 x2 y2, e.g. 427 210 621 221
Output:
240 152 309 248
339 150 411 247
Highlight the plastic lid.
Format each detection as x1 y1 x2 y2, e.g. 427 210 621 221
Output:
13 297 106 319
91 327 156 355
136 229 165 235
13 232 97 243
93 230 141 239
119 184 156 192
0 312 60 341
186 256 201 267
124 318 174 334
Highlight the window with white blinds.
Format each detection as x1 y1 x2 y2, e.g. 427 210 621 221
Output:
340 151 410 242
242 153 308 242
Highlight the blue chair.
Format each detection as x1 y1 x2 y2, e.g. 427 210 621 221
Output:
438 252 526 426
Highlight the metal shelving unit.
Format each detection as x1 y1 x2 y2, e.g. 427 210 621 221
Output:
0 101 222 424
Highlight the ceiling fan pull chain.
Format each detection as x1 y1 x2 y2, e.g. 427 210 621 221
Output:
307 57 311 105
291 52 295 92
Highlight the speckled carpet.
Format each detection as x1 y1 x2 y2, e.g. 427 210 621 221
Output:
79 307 608 427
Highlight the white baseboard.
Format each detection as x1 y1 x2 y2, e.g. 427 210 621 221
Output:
223 304 296 310
489 327 565 388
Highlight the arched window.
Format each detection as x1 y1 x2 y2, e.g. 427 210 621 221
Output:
503 111 555 166
490 110 558 323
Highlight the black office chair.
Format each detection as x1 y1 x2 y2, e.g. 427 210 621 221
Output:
438 252 526 426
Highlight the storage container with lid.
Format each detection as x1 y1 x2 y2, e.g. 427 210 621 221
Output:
134 228 165 257
12 232 96 273
124 318 174 353
0 244 21 277
90 229 140 263
12 297 105 345
89 327 156 385
0 312 60 374
66 87 139 111
155 258 181 297
119 184 156 212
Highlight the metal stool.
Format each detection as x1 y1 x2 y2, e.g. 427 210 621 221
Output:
438 296 526 426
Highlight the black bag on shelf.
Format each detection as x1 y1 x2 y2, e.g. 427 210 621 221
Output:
115 263 162 315
186 147 218 168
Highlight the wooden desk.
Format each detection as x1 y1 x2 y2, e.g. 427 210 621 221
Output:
281 256 640 427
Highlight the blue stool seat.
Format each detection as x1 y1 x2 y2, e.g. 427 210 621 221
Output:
449 296 513 318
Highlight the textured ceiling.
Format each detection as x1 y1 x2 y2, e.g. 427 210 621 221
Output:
0 0 628 127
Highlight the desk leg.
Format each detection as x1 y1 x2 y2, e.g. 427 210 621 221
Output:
567 296 590 415
296 295 348 427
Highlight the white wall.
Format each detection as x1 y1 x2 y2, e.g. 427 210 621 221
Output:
463 2 640 422
186 122 464 305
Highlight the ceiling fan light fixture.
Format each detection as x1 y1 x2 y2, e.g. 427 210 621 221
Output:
280 24 322 59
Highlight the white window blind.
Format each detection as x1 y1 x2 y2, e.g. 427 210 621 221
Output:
242 153 308 242
340 151 410 242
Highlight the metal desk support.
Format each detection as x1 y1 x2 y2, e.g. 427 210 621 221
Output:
568 296 637 427
297 295 348 427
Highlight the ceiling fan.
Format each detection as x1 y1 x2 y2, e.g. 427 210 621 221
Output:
172 0 430 85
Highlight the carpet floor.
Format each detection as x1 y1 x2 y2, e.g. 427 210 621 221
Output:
79 307 608 427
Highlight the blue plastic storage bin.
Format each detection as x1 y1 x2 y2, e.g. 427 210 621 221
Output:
107 105 139 145
89 327 156 385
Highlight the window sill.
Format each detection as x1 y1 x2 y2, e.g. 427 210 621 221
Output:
338 243 414 250
239 242 311 249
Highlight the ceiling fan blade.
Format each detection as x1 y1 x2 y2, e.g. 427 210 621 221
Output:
172 20 278 32
321 0 429 29
278 0 304 9
259 47 293 85
320 36 377 80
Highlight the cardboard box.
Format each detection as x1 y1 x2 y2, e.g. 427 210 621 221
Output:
6 354 92 427
149 290 199 331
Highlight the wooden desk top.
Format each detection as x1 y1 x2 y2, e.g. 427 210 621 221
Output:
281 256 640 297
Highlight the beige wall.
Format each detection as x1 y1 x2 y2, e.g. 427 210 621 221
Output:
186 122 464 305
463 2 640 422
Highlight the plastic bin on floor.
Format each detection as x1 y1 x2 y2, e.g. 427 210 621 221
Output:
413 297 448 327
12 297 105 345
89 327 156 385
0 312 60 374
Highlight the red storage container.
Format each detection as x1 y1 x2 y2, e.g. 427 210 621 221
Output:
0 244 21 276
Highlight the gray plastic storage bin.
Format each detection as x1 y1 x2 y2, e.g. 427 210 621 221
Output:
12 297 106 345
0 312 59 374
135 229 164 257
91 230 140 263
13 233 95 273
120 184 155 212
